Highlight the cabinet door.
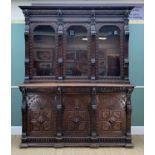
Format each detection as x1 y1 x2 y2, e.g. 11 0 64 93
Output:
96 93 127 136
64 24 90 79
96 25 122 79
30 24 57 78
26 93 56 136
63 94 91 136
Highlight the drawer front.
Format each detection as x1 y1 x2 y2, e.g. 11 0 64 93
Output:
26 93 57 136
63 94 91 136
96 93 127 137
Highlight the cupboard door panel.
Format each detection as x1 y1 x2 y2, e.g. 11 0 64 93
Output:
96 93 127 137
63 94 91 136
27 93 56 136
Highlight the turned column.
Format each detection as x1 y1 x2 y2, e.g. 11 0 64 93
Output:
56 87 63 138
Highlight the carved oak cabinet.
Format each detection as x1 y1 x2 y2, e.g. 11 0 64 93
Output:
19 4 134 147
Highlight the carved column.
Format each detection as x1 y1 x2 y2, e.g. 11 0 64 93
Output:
57 10 64 80
19 87 28 147
90 88 96 142
123 11 130 80
56 87 63 138
125 87 134 147
23 9 31 80
90 10 97 80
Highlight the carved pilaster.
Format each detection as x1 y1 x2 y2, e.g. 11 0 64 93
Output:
56 87 63 138
123 12 130 80
90 87 97 137
124 15 129 39
19 87 27 138
90 10 96 36
57 10 64 80
23 9 31 80
90 10 96 80
125 87 134 147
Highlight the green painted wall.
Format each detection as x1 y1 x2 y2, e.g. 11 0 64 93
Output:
11 23 144 126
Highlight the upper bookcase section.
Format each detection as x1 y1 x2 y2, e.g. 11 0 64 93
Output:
20 4 134 83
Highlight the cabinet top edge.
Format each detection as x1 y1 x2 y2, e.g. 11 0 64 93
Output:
19 4 135 11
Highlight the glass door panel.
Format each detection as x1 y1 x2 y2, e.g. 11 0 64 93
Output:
32 25 56 77
65 26 89 77
33 49 54 76
97 25 121 77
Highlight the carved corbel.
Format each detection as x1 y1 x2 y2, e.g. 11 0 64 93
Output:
22 9 30 25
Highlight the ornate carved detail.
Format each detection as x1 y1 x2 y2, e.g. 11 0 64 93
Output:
124 24 129 35
124 11 129 36
97 93 127 135
30 110 51 131
22 9 30 26
90 10 96 36
56 87 63 137
98 110 122 131
57 9 64 35
90 88 97 137
25 93 56 134
126 87 134 139
63 94 90 136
